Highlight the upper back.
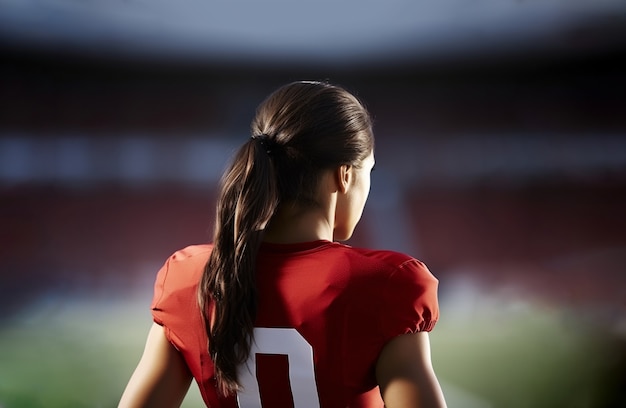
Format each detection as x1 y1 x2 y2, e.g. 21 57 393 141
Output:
151 241 439 407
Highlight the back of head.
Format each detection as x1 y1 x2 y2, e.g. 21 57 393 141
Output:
199 80 374 396
252 80 374 205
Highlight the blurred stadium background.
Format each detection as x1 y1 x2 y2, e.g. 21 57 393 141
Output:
1 1 626 407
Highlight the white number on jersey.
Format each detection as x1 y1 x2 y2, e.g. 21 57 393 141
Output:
237 328 320 408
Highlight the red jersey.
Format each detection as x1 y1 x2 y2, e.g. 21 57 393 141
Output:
151 240 439 407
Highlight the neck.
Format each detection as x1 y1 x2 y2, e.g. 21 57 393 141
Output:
262 200 336 244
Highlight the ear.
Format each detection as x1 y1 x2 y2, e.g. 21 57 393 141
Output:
335 164 353 194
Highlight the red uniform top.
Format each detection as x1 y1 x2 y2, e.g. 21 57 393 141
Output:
151 240 439 407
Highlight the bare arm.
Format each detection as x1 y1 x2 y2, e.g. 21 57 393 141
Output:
376 331 447 408
118 323 193 408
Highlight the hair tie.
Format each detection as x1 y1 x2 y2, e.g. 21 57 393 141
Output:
251 134 274 156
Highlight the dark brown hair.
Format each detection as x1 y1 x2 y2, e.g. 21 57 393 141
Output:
198 80 373 395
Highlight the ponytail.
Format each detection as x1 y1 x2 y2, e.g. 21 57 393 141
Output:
198 136 278 395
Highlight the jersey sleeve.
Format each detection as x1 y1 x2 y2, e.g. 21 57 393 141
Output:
149 245 211 343
379 258 439 336
150 255 171 327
